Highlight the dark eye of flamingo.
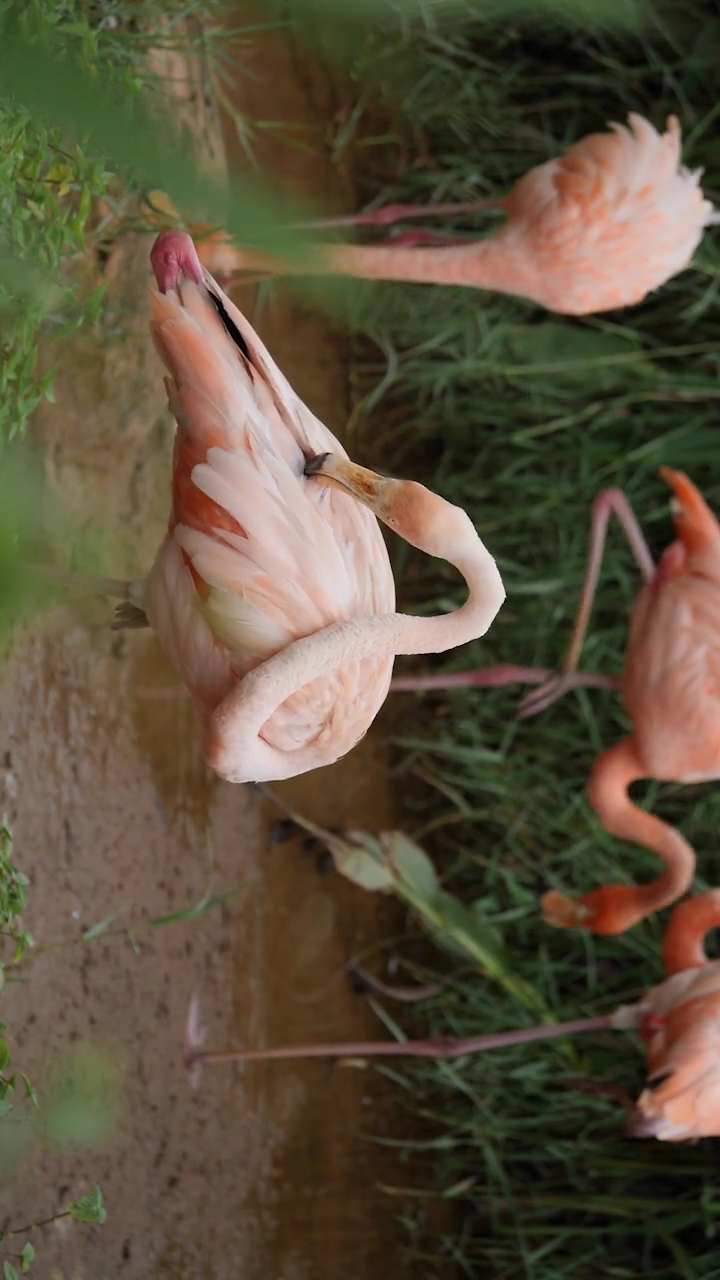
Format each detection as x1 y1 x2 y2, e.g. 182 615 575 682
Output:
646 1069 674 1091
208 290 251 362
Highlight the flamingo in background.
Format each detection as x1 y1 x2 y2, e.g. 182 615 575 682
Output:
105 230 504 784
183 889 720 1143
148 114 717 316
396 469 720 937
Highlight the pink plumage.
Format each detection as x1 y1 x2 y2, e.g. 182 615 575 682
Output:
185 114 717 316
144 231 395 770
129 232 505 784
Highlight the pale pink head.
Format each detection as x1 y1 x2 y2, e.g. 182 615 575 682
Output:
150 229 206 294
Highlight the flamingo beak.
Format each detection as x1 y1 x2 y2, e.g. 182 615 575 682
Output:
626 1109 663 1139
304 453 391 509
659 466 720 556
151 230 206 294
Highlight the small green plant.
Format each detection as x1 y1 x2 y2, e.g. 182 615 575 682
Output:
0 1185 106 1276
260 786 548 1016
0 0 268 446
0 819 34 1117
0 823 106 1270
0 100 109 442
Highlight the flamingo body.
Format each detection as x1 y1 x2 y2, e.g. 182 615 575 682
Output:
623 476 720 783
144 232 395 773
125 232 504 783
614 892 720 1141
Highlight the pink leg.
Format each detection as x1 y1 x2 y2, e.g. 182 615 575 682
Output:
518 488 654 719
391 665 620 693
288 198 504 232
387 229 468 247
184 994 613 1088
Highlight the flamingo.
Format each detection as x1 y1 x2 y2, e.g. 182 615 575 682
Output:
150 115 717 316
103 230 505 785
183 889 720 1142
394 469 720 936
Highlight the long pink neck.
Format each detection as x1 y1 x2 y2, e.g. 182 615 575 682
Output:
317 237 542 303
662 891 720 975
208 541 505 782
195 232 545 307
587 737 696 930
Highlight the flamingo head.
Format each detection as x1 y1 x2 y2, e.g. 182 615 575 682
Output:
304 454 483 563
659 466 720 579
150 229 206 293
147 230 296 418
541 885 643 936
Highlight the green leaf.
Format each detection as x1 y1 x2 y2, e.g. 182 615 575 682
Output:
379 832 439 902
431 891 546 1015
20 1074 38 1109
68 1184 106 1225
19 1242 34 1274
322 830 395 892
4 1261 18 1280
150 886 244 928
81 914 118 943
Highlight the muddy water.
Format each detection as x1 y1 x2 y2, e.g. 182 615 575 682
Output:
0 21 417 1280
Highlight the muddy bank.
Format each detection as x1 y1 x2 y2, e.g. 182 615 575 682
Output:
0 16 417 1280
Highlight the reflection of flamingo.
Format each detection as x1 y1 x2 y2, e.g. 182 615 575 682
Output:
107 231 504 784
150 115 716 315
396 470 720 936
185 890 720 1143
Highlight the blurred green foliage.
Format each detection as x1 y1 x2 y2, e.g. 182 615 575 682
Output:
0 822 109 1270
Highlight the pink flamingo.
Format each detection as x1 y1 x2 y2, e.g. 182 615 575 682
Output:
157 115 716 316
184 889 720 1143
102 231 504 784
395 469 720 936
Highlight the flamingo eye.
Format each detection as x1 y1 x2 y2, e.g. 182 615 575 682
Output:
646 1069 674 1091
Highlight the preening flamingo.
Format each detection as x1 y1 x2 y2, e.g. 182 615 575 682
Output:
183 889 720 1142
395 469 720 936
157 115 717 316
106 230 505 784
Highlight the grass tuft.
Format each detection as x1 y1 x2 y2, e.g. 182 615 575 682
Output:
342 5 720 1274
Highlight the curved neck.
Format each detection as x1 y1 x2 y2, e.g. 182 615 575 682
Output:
662 891 720 976
587 737 696 930
208 543 505 782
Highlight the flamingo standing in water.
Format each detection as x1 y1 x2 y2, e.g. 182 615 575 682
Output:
396 469 720 937
105 230 504 784
150 115 716 316
184 889 720 1142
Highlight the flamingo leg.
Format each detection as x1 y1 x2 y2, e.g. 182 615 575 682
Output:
383 229 470 247
391 665 620 693
288 198 504 232
518 488 654 719
183 993 613 1088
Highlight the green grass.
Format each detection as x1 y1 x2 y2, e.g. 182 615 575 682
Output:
0 0 257 446
337 6 720 1275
